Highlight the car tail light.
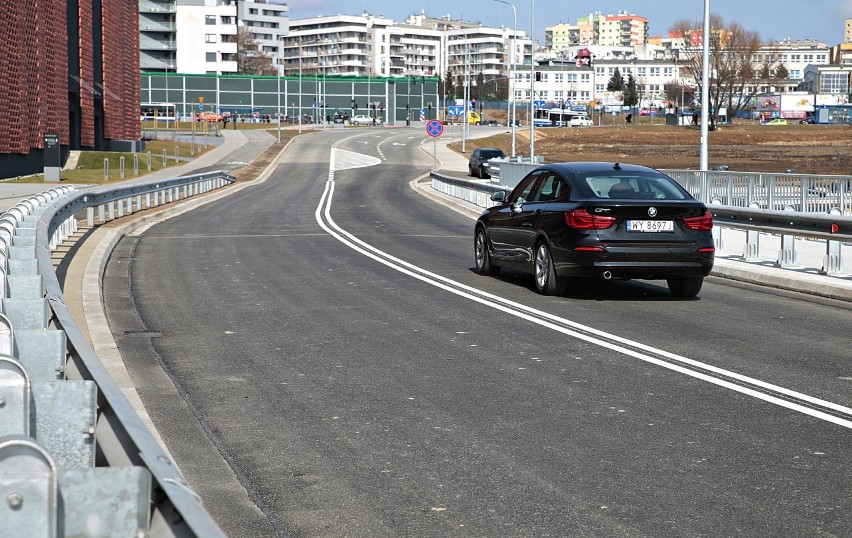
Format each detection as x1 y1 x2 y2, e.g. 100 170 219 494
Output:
698 247 715 253
683 211 714 231
573 246 606 252
565 209 616 229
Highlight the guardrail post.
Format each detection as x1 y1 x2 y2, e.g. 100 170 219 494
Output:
821 239 843 275
0 436 58 537
86 207 94 227
145 193 151 209
126 197 133 215
117 198 124 218
776 234 796 267
107 202 115 221
0 357 30 437
136 194 142 211
98 204 105 223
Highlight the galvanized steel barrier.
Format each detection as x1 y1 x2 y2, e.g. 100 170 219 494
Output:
430 170 852 276
0 171 234 537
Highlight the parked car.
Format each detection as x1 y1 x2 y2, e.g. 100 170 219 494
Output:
570 115 593 127
473 162 715 297
468 148 506 179
765 118 788 125
351 114 382 126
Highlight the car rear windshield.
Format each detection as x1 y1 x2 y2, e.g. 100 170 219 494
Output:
481 150 505 159
582 172 690 200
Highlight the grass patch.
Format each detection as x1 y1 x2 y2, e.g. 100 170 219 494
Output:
6 127 306 184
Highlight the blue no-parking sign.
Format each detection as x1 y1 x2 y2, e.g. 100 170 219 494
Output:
426 119 444 137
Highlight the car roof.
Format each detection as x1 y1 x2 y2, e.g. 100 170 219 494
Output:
542 162 661 175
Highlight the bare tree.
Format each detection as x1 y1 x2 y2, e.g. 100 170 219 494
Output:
670 15 762 117
236 27 277 75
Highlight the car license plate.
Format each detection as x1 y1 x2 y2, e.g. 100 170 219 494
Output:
626 220 674 232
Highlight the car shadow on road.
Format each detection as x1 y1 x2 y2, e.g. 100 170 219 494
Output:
469 267 701 302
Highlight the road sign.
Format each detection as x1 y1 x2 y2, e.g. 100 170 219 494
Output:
533 100 546 109
419 108 426 121
447 105 464 116
426 119 444 137
198 96 205 103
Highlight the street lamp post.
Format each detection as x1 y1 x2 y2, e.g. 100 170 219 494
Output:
529 0 536 162
493 0 517 157
700 0 710 175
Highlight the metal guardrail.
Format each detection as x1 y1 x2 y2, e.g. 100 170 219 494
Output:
430 170 851 275
1 171 234 536
663 169 852 215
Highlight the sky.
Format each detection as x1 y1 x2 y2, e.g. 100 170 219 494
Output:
285 0 852 45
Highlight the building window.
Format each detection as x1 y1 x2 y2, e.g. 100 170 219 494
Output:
820 72 849 94
205 34 217 44
205 15 216 25
206 52 216 62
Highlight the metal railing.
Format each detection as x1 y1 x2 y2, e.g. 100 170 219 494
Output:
664 169 852 215
0 171 234 536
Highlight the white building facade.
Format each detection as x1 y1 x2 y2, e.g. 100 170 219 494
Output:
281 13 530 84
141 0 241 74
239 0 289 75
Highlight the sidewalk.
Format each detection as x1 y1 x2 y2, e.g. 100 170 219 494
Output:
416 129 852 302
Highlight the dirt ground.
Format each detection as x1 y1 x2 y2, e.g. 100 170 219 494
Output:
454 114 852 175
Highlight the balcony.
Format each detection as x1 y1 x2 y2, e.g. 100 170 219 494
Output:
140 54 176 71
139 1 176 13
140 21 176 32
140 36 176 51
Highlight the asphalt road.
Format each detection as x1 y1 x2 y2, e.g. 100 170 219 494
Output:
102 127 852 537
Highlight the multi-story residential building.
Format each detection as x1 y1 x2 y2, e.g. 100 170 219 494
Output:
575 12 648 47
845 17 852 43
141 0 239 74
239 0 289 74
281 14 397 77
281 13 530 85
545 22 580 53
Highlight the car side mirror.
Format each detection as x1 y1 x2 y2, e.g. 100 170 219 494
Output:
490 191 506 202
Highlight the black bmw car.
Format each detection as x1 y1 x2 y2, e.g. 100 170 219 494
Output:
474 162 715 297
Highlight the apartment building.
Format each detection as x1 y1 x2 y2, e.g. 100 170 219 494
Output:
281 14 396 77
239 0 289 74
140 0 239 74
281 13 529 83
573 12 649 48
545 22 580 54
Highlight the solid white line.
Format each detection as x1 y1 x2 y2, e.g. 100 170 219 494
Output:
313 145 852 431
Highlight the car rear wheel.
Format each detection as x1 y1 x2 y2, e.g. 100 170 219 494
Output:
667 276 704 298
479 165 489 178
534 242 566 295
474 229 500 276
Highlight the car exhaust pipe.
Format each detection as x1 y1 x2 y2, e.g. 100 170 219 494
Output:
601 271 612 280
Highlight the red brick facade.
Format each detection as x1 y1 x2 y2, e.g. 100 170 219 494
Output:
0 0 139 158
102 0 140 142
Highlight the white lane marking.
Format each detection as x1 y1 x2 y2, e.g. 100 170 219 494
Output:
314 146 852 430
333 148 382 171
